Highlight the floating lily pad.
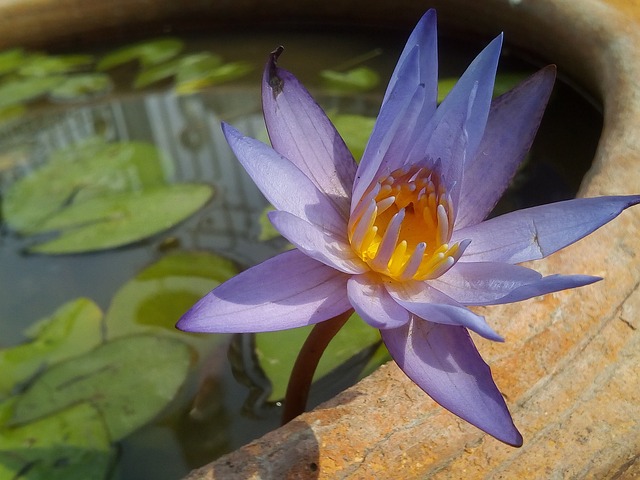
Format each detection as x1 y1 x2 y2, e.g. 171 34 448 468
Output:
105 251 237 344
3 138 168 233
255 313 386 401
0 298 103 399
27 184 213 254
0 103 26 125
0 75 64 108
0 403 115 480
18 54 94 77
320 66 379 92
0 48 25 76
97 38 184 71
175 60 252 94
257 205 281 242
11 335 192 441
329 113 376 161
49 73 113 102
134 52 224 89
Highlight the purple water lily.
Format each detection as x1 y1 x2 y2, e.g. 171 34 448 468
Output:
177 9 640 446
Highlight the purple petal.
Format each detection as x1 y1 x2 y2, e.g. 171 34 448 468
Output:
268 210 368 275
406 34 503 205
456 66 557 228
262 48 356 219
381 321 523 446
430 261 542 305
351 11 440 208
222 122 346 235
347 273 411 329
176 250 351 333
351 47 425 208
453 195 640 263
386 281 503 341
492 274 600 304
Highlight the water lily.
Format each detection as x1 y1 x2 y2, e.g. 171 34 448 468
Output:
177 9 640 446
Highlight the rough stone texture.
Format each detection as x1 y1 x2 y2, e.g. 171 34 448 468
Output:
3 0 636 478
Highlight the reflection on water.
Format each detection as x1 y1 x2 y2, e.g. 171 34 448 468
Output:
0 31 602 479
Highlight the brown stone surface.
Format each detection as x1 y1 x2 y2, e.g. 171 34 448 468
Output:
3 0 636 477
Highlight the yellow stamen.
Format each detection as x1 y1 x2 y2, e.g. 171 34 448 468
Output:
348 165 465 281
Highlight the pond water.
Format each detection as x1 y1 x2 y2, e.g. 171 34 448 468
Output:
0 28 601 479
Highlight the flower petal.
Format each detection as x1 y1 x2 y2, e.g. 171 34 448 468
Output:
456 66 557 228
381 321 523 446
493 274 600 304
176 249 351 333
268 210 368 274
430 261 543 305
262 47 357 219
386 281 503 341
384 9 438 106
347 273 411 329
351 47 425 208
407 34 503 204
452 195 640 263
222 122 346 235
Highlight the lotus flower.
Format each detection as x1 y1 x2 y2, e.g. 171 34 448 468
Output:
177 10 640 446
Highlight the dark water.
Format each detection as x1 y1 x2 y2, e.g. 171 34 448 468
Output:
0 29 601 479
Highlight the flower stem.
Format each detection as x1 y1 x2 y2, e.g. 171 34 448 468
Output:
281 309 354 425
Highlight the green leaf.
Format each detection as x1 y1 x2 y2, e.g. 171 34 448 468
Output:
133 52 225 89
257 205 281 242
0 103 26 125
320 66 380 93
3 138 169 233
18 54 94 77
175 61 252 94
0 298 103 399
49 73 113 102
105 251 236 344
0 48 26 76
0 75 64 108
0 403 115 480
329 113 376 161
27 184 213 254
255 313 383 401
97 38 184 71
10 335 192 441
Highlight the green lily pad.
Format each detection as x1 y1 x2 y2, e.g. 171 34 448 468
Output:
27 183 213 254
320 66 380 93
255 313 386 401
0 298 103 398
105 251 237 344
257 205 281 242
0 403 115 480
0 75 64 108
0 103 26 125
0 48 26 76
329 113 376 161
134 52 224 89
18 54 94 77
3 138 169 233
10 335 192 441
49 73 113 102
175 61 252 94
97 38 184 71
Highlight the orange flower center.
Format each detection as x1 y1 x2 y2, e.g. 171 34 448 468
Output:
348 166 466 281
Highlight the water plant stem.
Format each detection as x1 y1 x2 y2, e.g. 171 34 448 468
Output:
281 309 354 425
